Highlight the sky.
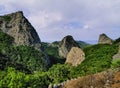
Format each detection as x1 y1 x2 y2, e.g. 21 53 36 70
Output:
0 0 120 44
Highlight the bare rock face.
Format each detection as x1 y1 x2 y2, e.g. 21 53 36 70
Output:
66 47 85 66
98 33 113 44
0 11 41 50
113 45 120 61
59 35 80 58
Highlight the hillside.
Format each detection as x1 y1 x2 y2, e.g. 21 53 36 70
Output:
0 29 49 73
0 11 49 72
0 11 120 88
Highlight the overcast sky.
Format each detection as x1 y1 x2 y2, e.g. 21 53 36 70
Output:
0 0 120 43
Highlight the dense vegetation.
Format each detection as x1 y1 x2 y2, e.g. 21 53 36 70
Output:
42 42 65 65
71 44 118 77
0 30 119 87
0 30 48 73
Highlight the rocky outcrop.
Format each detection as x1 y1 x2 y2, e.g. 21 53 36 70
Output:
0 11 50 67
113 45 120 61
59 35 80 58
66 47 85 66
0 11 41 50
52 68 120 88
98 33 113 44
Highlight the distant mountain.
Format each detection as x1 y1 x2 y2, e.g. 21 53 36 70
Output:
42 40 90 48
76 40 90 49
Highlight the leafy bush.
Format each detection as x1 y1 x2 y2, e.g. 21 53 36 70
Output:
8 45 48 72
47 64 72 83
0 67 26 88
111 59 120 68
0 67 50 88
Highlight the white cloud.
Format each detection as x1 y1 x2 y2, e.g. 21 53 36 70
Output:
83 24 89 29
28 11 62 28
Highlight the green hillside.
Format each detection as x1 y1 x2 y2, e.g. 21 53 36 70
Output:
42 41 90 65
0 30 120 87
0 30 48 73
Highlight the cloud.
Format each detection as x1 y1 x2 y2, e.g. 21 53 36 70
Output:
0 0 120 43
83 24 89 29
28 11 62 28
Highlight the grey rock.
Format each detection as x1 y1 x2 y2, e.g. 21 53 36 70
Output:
59 35 80 58
98 33 113 44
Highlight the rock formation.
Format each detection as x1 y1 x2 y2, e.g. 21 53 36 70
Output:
0 11 50 66
54 68 120 88
98 33 113 44
66 47 85 66
59 35 80 58
113 45 120 61
0 11 41 50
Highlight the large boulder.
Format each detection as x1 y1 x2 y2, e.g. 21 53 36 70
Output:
66 47 85 66
59 35 80 58
0 11 41 50
98 33 113 44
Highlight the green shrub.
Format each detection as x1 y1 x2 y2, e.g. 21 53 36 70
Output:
111 59 120 68
48 64 72 83
2 15 11 22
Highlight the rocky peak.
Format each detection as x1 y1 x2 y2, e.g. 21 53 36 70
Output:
59 35 80 58
98 33 113 44
66 47 85 66
0 11 41 50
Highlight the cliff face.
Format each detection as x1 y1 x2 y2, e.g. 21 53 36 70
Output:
59 35 80 58
98 33 113 44
0 11 41 50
